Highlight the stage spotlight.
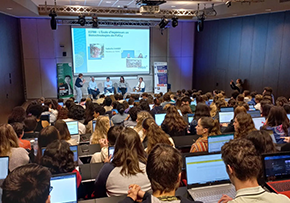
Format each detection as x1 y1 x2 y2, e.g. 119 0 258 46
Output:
159 17 169 29
196 15 205 32
92 14 99 28
172 17 178 28
49 9 57 30
225 1 232 8
78 14 86 26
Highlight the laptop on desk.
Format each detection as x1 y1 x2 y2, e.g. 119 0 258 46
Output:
252 117 266 130
155 113 166 126
247 110 261 118
208 134 234 153
186 153 236 203
0 157 9 186
65 121 79 135
262 152 290 198
218 112 234 124
50 173 77 203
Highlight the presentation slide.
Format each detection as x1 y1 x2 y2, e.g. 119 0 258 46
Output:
71 28 150 76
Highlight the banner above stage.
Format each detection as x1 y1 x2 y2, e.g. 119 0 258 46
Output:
57 63 74 99
154 62 168 94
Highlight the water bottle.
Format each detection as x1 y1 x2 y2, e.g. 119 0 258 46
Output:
34 138 38 156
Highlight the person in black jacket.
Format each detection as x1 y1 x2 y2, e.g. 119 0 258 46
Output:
119 144 202 203
230 79 243 93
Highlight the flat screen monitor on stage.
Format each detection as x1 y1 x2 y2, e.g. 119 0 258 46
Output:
71 28 150 76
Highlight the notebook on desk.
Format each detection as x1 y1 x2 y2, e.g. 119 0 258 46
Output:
50 173 77 203
186 153 236 203
262 152 290 198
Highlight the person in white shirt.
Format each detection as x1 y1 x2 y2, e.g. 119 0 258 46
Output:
218 139 290 203
89 77 100 99
134 77 145 92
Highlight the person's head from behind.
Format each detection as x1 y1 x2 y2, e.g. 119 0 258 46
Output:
135 111 153 130
146 144 182 194
107 126 124 146
113 127 147 175
255 94 263 104
263 86 273 95
129 106 140 122
24 115 37 132
8 106 26 124
237 94 244 102
68 105 85 120
180 104 192 115
246 130 276 156
163 93 171 102
10 122 24 139
117 103 125 115
139 100 150 112
91 116 110 144
234 106 247 118
234 113 255 138
93 104 106 118
196 117 220 136
64 100 75 110
231 90 239 100
54 120 71 141
27 104 43 119
181 97 191 105
194 103 211 120
142 118 172 154
221 139 261 185
2 164 51 203
0 124 19 156
142 92 148 99
267 106 290 135
276 96 288 107
41 140 75 174
243 90 250 98
104 97 112 107
39 126 60 149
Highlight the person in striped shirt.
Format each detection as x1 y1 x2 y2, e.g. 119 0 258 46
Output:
190 117 221 153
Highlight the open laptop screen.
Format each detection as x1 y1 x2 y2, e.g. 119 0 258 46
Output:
188 114 195 124
220 107 234 112
252 117 266 130
219 112 234 123
247 110 261 118
155 113 166 126
208 134 234 153
66 121 79 135
0 157 9 179
50 173 77 203
263 153 290 181
92 120 96 132
185 153 229 186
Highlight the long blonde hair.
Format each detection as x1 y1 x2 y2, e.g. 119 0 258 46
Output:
134 111 153 133
0 124 19 156
91 116 110 144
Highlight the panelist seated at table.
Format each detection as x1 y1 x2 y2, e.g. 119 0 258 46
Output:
89 77 100 99
118 76 128 96
133 77 145 92
104 77 113 93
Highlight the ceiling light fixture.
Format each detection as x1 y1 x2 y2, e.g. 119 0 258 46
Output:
159 17 169 29
78 14 86 26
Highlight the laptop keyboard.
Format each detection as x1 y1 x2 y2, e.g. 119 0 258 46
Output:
269 181 290 192
189 185 236 203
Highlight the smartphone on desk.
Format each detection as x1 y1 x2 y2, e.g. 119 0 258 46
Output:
108 146 115 162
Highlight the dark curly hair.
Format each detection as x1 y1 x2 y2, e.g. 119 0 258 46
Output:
221 138 261 181
162 106 187 132
8 106 26 124
194 103 210 121
68 105 85 120
246 130 276 155
40 140 75 174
